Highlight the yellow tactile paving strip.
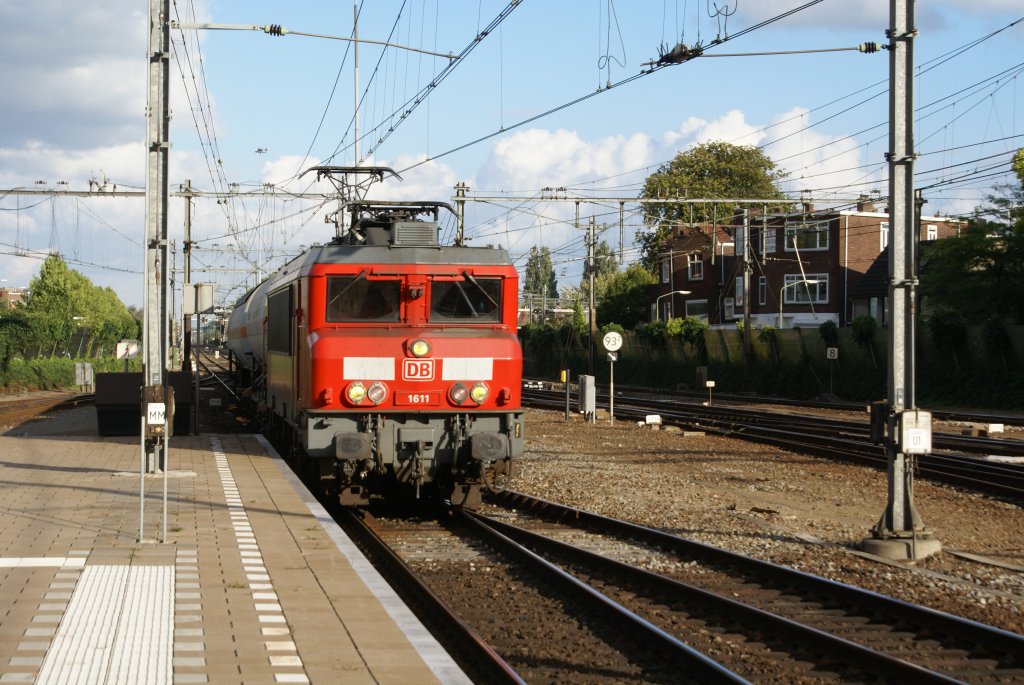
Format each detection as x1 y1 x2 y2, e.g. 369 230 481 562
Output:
0 432 447 684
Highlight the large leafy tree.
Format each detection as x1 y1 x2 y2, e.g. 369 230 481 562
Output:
522 246 558 298
26 254 138 354
27 254 90 350
596 263 656 329
581 239 619 306
638 141 789 270
921 148 1024 325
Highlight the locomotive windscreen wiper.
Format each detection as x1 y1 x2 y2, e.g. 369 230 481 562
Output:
461 271 499 311
327 269 367 311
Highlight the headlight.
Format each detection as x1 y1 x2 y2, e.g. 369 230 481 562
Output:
346 382 366 404
449 383 468 405
408 338 430 357
470 382 489 405
367 382 388 405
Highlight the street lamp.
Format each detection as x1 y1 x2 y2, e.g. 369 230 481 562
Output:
656 290 692 321
778 280 820 328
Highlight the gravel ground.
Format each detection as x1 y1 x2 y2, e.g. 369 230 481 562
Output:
513 408 1024 636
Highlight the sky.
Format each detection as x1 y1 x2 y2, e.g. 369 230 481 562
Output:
0 0 1022 309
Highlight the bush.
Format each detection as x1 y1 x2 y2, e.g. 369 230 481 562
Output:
981 316 1011 355
0 354 142 393
668 317 709 346
852 315 878 349
635 319 668 344
926 308 967 350
818 320 839 347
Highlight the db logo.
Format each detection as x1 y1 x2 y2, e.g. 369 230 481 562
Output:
402 358 435 381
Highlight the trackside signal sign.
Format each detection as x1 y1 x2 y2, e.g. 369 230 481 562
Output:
403 358 435 381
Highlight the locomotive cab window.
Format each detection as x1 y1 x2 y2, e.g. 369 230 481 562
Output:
429 275 502 323
326 275 401 322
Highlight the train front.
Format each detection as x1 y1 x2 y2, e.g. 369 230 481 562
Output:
302 248 523 506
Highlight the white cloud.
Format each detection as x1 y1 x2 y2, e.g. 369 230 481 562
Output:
0 2 148 149
476 129 652 190
760 107 877 200
0 141 143 189
733 1 889 31
732 0 1018 34
663 109 766 150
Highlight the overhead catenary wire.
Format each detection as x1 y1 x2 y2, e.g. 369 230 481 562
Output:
551 16 1024 201
397 0 828 175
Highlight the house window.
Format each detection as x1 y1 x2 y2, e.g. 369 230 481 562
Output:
687 253 703 280
734 276 743 307
764 228 776 253
758 276 766 305
724 297 735 320
685 299 708 321
926 224 937 240
880 222 889 250
783 274 829 304
661 258 670 284
785 220 829 251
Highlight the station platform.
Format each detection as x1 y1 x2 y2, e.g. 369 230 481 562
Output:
0 429 469 684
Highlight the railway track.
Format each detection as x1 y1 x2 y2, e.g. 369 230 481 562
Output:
582 381 1024 429
340 507 733 684
522 388 1024 499
334 493 1024 683
0 391 93 428
481 490 1024 684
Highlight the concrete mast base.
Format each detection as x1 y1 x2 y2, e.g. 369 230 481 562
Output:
861 536 942 561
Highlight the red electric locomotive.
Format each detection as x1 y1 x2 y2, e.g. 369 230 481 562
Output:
226 167 523 506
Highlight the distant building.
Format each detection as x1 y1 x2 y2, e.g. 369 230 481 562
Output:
650 196 964 328
0 287 28 308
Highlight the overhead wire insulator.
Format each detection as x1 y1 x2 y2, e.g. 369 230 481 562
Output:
262 24 288 37
858 42 882 53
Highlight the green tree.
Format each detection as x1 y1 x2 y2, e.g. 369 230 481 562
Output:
522 246 558 298
638 141 789 270
25 254 138 356
26 254 90 353
0 306 31 371
596 263 656 329
580 239 619 307
921 149 1024 325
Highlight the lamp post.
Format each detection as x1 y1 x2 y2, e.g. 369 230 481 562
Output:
656 290 691 321
778 280 819 328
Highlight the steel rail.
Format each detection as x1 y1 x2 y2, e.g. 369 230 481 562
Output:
336 509 526 685
489 490 1024 663
613 392 1024 457
194 355 240 402
625 400 1024 497
468 509 964 684
557 379 1024 428
0 392 94 425
453 509 751 684
522 389 1024 498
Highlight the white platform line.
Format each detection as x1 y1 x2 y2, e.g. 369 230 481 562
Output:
210 436 308 681
255 434 472 685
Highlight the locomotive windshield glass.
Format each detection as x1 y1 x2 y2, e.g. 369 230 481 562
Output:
429 275 502 323
326 275 401 322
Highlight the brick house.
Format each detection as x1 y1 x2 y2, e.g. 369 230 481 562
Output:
0 287 28 308
651 197 964 328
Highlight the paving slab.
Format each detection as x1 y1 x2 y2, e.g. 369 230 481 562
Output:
0 429 468 684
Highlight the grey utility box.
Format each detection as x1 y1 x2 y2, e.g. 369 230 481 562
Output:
577 374 596 416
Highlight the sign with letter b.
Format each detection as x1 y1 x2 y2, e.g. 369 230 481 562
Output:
403 358 435 381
